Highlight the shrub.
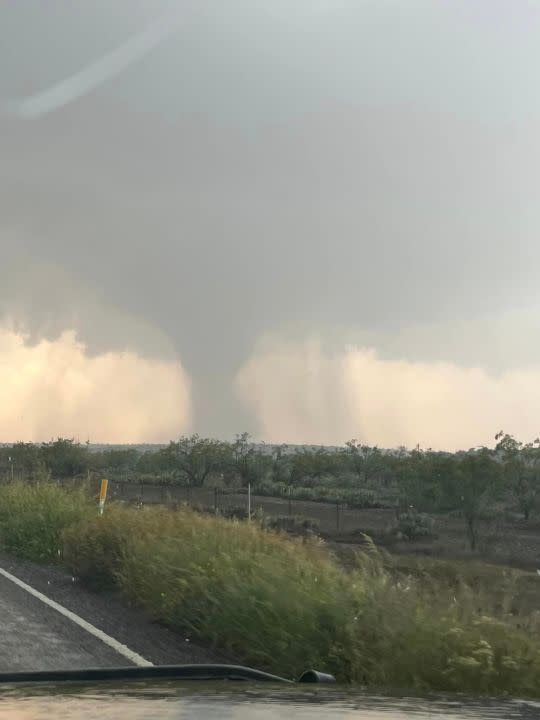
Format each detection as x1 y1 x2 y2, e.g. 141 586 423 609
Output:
252 481 287 497
60 502 540 696
265 515 320 536
277 485 382 508
0 482 92 561
346 489 379 509
395 509 435 541
217 505 250 521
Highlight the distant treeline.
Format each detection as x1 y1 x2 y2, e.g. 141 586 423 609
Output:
1 431 539 548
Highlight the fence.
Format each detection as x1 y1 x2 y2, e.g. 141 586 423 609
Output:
97 480 395 535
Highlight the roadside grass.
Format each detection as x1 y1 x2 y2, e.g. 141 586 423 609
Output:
387 555 540 634
1 482 540 697
0 481 93 561
62 503 540 696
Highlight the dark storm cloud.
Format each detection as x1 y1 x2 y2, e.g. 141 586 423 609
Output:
2 1 540 438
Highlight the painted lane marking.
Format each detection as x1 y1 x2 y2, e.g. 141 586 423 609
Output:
0 566 152 667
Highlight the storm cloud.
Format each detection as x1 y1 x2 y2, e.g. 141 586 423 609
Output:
237 336 540 451
1 1 540 445
0 324 191 442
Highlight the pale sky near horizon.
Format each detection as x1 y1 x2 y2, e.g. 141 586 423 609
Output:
1 1 540 449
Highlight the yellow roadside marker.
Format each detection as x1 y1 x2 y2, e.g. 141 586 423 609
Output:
99 478 108 515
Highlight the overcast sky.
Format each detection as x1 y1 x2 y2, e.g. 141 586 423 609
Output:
1 1 540 448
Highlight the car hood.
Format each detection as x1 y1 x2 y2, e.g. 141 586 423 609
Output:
0 681 539 719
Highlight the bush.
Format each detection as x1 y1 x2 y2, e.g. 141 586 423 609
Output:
270 485 382 508
59 502 540 695
252 481 287 497
265 515 320 536
217 505 250 521
0 482 92 561
395 510 435 541
345 489 379 509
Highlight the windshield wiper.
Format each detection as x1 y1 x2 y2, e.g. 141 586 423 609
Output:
0 664 336 685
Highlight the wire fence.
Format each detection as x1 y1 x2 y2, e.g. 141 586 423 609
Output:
94 479 395 535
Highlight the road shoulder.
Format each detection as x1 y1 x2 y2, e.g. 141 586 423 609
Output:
0 551 227 667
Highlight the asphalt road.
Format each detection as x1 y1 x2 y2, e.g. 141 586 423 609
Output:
0 553 224 673
0 570 127 671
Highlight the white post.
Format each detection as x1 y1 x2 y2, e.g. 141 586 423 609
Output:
248 483 251 521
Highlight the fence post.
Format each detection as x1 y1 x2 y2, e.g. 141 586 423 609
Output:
161 483 166 504
140 480 144 503
336 501 340 531
248 483 251 521
288 486 292 517
214 487 218 514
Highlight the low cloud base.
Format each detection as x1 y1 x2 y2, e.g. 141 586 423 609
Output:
0 326 191 443
236 338 539 451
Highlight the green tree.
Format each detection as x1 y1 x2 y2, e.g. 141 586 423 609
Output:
343 441 389 486
289 447 343 486
230 433 267 487
519 441 540 520
160 435 230 487
40 438 89 479
429 454 463 511
455 448 501 550
136 449 172 476
495 431 540 521
105 448 139 471
269 444 293 485
8 442 42 478
395 447 432 511
96 448 140 478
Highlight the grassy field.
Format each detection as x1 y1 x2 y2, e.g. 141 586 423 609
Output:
0 481 540 697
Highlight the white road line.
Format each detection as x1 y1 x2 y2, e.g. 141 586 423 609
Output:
0 566 153 667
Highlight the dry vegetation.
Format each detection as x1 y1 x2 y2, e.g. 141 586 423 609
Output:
0 481 540 697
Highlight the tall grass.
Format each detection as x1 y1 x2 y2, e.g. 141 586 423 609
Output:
0 481 92 561
62 503 540 696
0 483 539 695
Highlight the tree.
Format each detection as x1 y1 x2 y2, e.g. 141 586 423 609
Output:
230 433 267 487
519 441 540 520
429 454 463 512
160 435 229 488
344 441 387 486
395 447 432 511
269 444 293 485
8 442 42 477
136 449 172 476
40 438 89 478
100 448 139 475
495 431 540 521
455 448 501 550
